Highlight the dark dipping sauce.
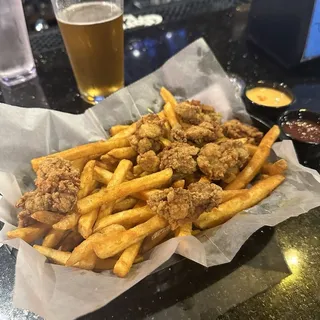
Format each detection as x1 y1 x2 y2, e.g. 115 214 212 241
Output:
282 119 320 144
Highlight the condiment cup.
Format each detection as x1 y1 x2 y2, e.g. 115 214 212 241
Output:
244 81 295 121
278 109 320 171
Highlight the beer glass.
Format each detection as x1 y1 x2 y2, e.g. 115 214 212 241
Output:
51 0 124 104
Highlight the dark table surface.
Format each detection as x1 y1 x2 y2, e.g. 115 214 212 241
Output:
1 1 320 319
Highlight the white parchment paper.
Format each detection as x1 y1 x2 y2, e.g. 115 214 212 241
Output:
0 39 320 320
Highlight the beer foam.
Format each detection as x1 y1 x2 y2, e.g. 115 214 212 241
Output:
56 1 122 25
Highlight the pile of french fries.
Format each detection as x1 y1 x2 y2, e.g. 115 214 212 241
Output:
7 87 287 278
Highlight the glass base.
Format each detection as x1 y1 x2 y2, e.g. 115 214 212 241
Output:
80 84 124 105
0 67 37 87
81 93 106 105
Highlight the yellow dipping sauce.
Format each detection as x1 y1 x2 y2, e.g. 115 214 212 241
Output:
246 87 292 108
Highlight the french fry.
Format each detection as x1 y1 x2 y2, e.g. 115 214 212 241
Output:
141 226 171 254
221 190 247 203
133 200 146 208
78 208 99 239
95 160 116 172
175 222 192 237
132 189 160 201
95 256 143 271
59 231 83 251
133 189 247 204
98 160 133 219
94 206 155 232
71 157 89 173
77 160 99 199
31 138 130 171
223 167 240 184
52 212 79 230
94 258 118 271
172 180 185 189
259 174 270 181
195 175 285 229
113 240 143 277
7 222 51 243
110 125 130 136
192 229 201 236
108 147 137 160
42 229 67 248
225 125 280 190
94 215 168 259
77 168 173 215
113 197 138 213
160 137 171 147
34 245 71 265
160 87 177 107
164 102 180 128
66 224 125 269
31 211 65 225
109 123 137 141
100 154 119 165
133 164 144 177
199 176 210 183
245 144 258 156
262 159 288 176
157 111 167 120
94 166 113 184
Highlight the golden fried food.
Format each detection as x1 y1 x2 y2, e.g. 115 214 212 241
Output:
110 125 130 136
112 197 138 213
175 222 192 237
77 160 99 200
94 206 155 232
107 147 137 160
225 125 280 190
141 226 171 254
160 87 177 107
7 88 288 278
42 229 67 248
31 138 130 171
147 181 222 229
59 231 83 252
78 208 99 239
31 211 65 225
66 224 125 269
164 102 180 128
159 142 199 175
77 168 173 215
222 119 263 145
93 166 113 185
113 240 143 277
53 212 79 230
94 215 168 259
98 160 133 220
197 140 249 181
196 175 285 229
262 159 288 176
34 245 71 265
7 222 51 243
137 150 160 173
17 158 80 227
129 114 168 154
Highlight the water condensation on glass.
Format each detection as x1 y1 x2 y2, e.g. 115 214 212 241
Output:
0 0 35 81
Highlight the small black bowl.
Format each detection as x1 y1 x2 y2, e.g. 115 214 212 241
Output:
244 81 295 121
278 109 320 171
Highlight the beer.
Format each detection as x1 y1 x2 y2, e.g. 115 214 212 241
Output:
57 2 124 104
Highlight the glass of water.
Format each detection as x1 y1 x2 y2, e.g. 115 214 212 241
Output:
0 0 36 86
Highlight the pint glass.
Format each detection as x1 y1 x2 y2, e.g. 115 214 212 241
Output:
51 0 124 104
